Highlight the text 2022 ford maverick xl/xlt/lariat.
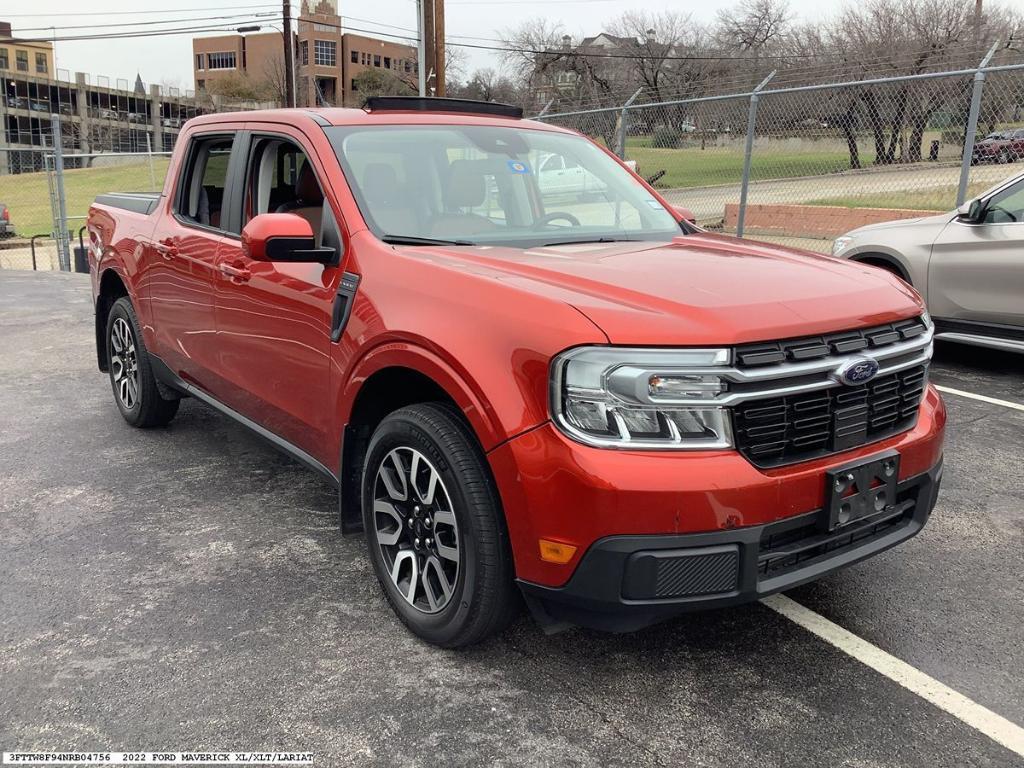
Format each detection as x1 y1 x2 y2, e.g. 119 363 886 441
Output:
87 97 945 647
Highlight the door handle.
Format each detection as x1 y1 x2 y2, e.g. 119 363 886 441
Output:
154 240 178 259
219 262 251 281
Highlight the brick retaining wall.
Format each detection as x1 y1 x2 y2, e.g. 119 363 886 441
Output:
724 203 938 238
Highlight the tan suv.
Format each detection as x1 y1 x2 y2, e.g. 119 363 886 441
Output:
832 170 1024 353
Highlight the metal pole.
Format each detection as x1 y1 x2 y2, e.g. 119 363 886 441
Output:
957 42 999 206
50 113 71 271
434 0 445 97
617 88 643 159
416 0 427 96
145 132 156 192
537 98 554 118
282 0 295 107
736 70 776 239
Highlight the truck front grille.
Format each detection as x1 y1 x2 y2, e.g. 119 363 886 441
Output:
722 317 932 468
733 365 927 467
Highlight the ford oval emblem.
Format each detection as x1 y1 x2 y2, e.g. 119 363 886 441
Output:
834 357 880 386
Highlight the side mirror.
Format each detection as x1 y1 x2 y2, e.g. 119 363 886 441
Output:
673 205 697 224
241 213 335 264
957 199 985 224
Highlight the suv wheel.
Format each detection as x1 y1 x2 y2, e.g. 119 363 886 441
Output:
998 148 1010 164
361 403 518 647
107 296 179 427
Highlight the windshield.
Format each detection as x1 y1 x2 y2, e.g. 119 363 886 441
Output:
325 124 682 247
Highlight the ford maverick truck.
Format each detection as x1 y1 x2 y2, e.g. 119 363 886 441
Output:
88 97 945 646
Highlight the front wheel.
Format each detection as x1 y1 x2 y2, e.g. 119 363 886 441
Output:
361 403 519 647
106 296 179 427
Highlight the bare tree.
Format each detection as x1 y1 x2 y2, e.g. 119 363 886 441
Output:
715 0 791 55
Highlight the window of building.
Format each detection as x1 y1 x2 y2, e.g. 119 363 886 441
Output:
314 40 336 67
16 50 28 72
300 40 309 66
195 53 205 70
207 52 236 70
404 59 411 73
0 49 8 70
197 79 206 90
314 22 334 32
350 49 358 64
383 56 391 69
361 53 368 65
373 54 381 67
351 79 358 91
35 53 47 74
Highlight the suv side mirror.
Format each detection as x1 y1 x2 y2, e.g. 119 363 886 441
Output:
957 199 986 224
241 213 335 264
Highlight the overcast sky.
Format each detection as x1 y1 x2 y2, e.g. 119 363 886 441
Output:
9 0 836 90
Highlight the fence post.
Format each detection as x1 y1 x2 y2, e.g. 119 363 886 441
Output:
617 88 643 159
50 113 71 271
736 71 776 239
145 132 157 192
537 98 554 118
957 42 999 207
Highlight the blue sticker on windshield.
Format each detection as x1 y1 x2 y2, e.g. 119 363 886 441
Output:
507 160 529 174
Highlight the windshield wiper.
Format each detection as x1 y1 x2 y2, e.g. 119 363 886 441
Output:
381 234 475 246
541 236 642 247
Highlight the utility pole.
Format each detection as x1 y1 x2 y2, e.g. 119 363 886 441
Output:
422 0 435 96
974 0 983 43
416 0 427 96
283 0 295 107
433 0 445 97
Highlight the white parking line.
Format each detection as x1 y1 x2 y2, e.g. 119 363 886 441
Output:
935 385 1024 413
763 594 1024 759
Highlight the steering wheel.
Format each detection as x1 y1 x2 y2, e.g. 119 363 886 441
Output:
532 212 582 230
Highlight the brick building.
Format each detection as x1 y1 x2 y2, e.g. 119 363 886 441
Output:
191 0 417 108
0 21 55 80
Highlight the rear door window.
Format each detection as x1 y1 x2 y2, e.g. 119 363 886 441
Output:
175 135 236 232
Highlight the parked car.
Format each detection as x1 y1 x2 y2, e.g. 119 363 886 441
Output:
536 151 608 198
972 128 1024 164
832 169 1024 353
87 97 945 646
0 203 14 238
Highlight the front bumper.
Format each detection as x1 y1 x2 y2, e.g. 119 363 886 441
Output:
518 460 941 632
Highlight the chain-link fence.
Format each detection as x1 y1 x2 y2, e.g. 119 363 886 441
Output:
537 56 1024 253
0 135 170 271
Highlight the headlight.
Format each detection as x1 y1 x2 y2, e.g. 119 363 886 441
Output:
550 347 733 449
831 236 854 256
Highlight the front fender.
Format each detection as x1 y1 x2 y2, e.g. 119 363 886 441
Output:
338 338 509 452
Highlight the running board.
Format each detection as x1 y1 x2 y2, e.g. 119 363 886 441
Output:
934 332 1024 354
149 355 339 486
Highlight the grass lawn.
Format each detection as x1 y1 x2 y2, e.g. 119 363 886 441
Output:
803 182 991 212
625 145 876 189
0 158 170 237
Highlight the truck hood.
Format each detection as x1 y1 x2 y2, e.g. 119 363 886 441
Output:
408 233 925 345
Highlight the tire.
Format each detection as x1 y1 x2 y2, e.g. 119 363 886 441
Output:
998 149 1010 164
106 296 179 428
361 403 519 647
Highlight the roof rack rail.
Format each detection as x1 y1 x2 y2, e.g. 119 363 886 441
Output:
363 96 523 119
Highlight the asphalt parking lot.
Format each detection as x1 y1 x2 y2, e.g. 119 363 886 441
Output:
1 270 1021 767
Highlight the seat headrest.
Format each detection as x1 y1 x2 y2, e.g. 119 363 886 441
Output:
446 160 487 209
295 162 324 206
362 163 402 206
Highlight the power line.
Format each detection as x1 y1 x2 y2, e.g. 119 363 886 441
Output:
3 4 279 17
14 12 280 33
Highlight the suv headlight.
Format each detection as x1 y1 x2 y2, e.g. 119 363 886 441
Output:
550 347 733 449
831 236 854 256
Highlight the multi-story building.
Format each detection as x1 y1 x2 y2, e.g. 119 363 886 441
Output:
193 31 285 98
192 0 417 108
0 22 55 80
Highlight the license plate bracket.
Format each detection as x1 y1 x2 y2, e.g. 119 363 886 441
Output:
822 450 900 532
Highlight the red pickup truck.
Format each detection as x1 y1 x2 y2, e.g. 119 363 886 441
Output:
87 97 945 646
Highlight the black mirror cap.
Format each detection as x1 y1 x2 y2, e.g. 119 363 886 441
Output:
265 235 335 264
